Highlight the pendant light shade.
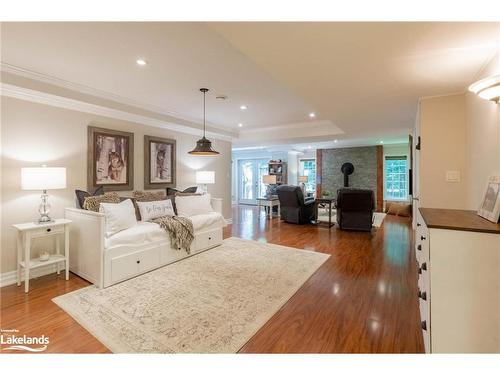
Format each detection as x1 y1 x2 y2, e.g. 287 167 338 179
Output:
188 88 220 156
469 74 500 103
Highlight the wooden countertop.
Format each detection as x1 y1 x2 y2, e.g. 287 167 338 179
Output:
419 208 500 234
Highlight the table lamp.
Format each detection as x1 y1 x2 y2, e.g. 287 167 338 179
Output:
196 170 215 193
262 174 277 197
21 166 67 224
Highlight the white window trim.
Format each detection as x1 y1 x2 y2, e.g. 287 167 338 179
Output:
384 155 409 201
298 158 317 193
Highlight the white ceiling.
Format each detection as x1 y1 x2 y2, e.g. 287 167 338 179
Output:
1 22 499 149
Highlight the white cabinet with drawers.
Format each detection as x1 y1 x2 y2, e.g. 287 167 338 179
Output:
415 208 500 353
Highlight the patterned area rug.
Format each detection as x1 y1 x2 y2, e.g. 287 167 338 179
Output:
52 237 329 353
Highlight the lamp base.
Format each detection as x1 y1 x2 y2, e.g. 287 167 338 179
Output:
36 215 54 224
36 190 54 224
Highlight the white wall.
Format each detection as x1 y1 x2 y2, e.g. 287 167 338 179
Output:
465 52 500 210
287 152 299 186
419 94 468 209
230 148 317 202
418 52 500 211
1 97 232 274
231 149 289 204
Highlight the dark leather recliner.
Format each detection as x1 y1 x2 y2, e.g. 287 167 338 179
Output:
276 185 316 224
336 188 375 231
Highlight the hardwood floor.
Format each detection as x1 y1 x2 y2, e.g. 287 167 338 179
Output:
0 205 423 353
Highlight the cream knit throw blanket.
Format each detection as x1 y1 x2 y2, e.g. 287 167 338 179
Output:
151 216 194 254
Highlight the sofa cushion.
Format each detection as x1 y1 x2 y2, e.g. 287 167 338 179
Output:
166 186 198 196
136 199 175 221
189 212 227 231
132 190 167 202
175 194 213 217
83 192 120 212
75 186 104 209
105 222 167 249
99 199 138 237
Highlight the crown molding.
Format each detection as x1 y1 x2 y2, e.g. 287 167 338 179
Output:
0 62 234 133
239 119 338 134
0 83 233 141
418 91 466 101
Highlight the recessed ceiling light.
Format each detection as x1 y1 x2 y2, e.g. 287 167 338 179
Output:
309 112 316 118
307 145 312 149
136 59 147 66
380 141 384 144
334 139 338 143
238 123 243 128
240 105 247 110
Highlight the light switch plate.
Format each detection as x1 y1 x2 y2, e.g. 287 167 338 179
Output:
446 170 461 182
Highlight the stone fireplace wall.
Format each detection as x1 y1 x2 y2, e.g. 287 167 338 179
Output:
317 146 383 210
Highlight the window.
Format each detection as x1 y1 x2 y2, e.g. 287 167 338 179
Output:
299 159 316 193
385 156 408 200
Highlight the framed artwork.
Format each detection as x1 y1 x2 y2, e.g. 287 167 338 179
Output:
477 175 500 223
144 135 176 190
87 125 134 191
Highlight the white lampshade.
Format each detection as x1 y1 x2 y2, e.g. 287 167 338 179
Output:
21 167 67 190
262 175 277 184
196 170 215 184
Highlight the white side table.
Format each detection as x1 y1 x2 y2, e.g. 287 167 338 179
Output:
12 219 71 293
257 197 281 220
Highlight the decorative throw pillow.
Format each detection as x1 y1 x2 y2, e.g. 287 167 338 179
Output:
99 199 138 237
166 186 198 196
132 190 167 202
136 199 175 221
83 192 120 212
175 192 202 197
175 193 214 217
75 186 104 209
386 202 412 217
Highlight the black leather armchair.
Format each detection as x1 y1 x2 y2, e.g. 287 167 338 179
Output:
276 185 316 224
336 188 375 231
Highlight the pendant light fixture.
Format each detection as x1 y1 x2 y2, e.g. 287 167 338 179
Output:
468 74 500 103
188 88 220 156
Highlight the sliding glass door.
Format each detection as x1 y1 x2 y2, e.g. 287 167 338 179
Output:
238 159 268 205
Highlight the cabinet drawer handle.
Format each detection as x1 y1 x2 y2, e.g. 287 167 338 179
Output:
417 244 422 251
421 235 426 241
421 262 427 271
208 237 212 240
418 290 427 301
418 266 422 274
46 228 51 232
417 223 421 227
421 320 427 331
136 260 140 264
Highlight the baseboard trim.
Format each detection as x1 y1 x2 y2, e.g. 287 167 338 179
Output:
0 264 66 288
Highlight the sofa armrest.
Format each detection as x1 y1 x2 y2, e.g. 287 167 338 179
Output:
64 207 105 287
304 198 316 206
211 197 223 214
65 207 105 218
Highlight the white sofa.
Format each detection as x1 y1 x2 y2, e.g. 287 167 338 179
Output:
64 198 226 288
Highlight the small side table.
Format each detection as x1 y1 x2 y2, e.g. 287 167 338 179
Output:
12 219 71 293
315 197 336 228
257 197 281 220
